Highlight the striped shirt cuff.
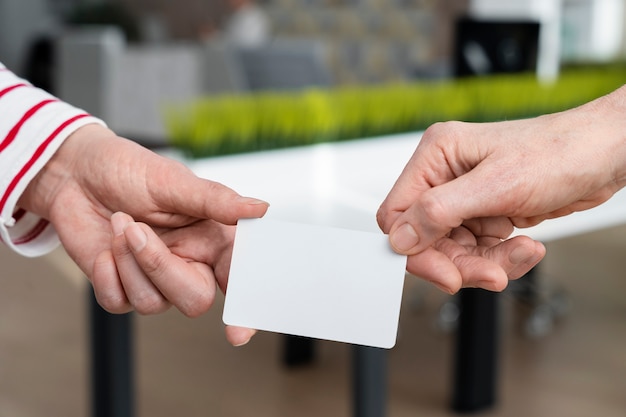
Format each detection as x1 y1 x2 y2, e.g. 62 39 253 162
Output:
0 64 106 257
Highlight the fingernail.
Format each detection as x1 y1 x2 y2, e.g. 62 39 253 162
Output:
509 245 532 264
230 327 256 347
124 223 147 252
477 279 508 292
233 338 251 347
111 212 130 236
238 196 269 206
432 281 457 295
390 223 419 252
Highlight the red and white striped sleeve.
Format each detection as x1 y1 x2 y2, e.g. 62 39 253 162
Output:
0 63 105 257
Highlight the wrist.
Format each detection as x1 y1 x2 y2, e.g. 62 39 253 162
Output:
17 124 116 219
592 85 626 190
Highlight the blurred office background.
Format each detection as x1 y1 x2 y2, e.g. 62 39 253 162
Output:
3 0 626 145
4 0 626 83
2 1 626 416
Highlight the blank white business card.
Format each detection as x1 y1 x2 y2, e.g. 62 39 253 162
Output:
223 218 407 349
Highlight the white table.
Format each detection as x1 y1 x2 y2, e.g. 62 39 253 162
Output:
91 133 624 417
185 134 417 417
186 133 412 233
186 131 626 241
184 131 626 414
90 134 626 417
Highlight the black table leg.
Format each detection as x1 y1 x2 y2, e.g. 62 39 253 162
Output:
353 345 387 417
282 335 316 367
89 289 135 417
452 288 499 413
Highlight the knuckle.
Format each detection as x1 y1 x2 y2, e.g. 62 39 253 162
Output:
420 192 455 228
422 121 461 144
133 292 169 315
112 236 133 259
140 249 170 278
179 291 214 318
375 209 386 231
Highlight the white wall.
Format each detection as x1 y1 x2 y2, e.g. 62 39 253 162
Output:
469 0 562 81
561 0 626 62
56 27 212 146
470 0 626 66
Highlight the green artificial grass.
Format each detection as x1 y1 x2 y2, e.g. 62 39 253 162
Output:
165 64 626 158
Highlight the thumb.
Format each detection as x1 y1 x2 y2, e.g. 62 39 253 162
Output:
387 171 496 255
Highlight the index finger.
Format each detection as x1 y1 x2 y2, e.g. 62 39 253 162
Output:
147 157 269 225
164 170 269 225
377 147 432 233
123 220 218 318
377 123 466 233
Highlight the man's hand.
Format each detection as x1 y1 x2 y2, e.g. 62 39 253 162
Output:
378 87 626 293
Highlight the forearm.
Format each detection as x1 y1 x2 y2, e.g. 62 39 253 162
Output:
0 63 104 256
584 84 626 189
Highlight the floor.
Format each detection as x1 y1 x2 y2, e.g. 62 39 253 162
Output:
1 223 625 417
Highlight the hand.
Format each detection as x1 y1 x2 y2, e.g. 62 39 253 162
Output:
377 87 626 293
19 124 268 345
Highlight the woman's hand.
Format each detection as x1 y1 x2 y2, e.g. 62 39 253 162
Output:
19 124 268 345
